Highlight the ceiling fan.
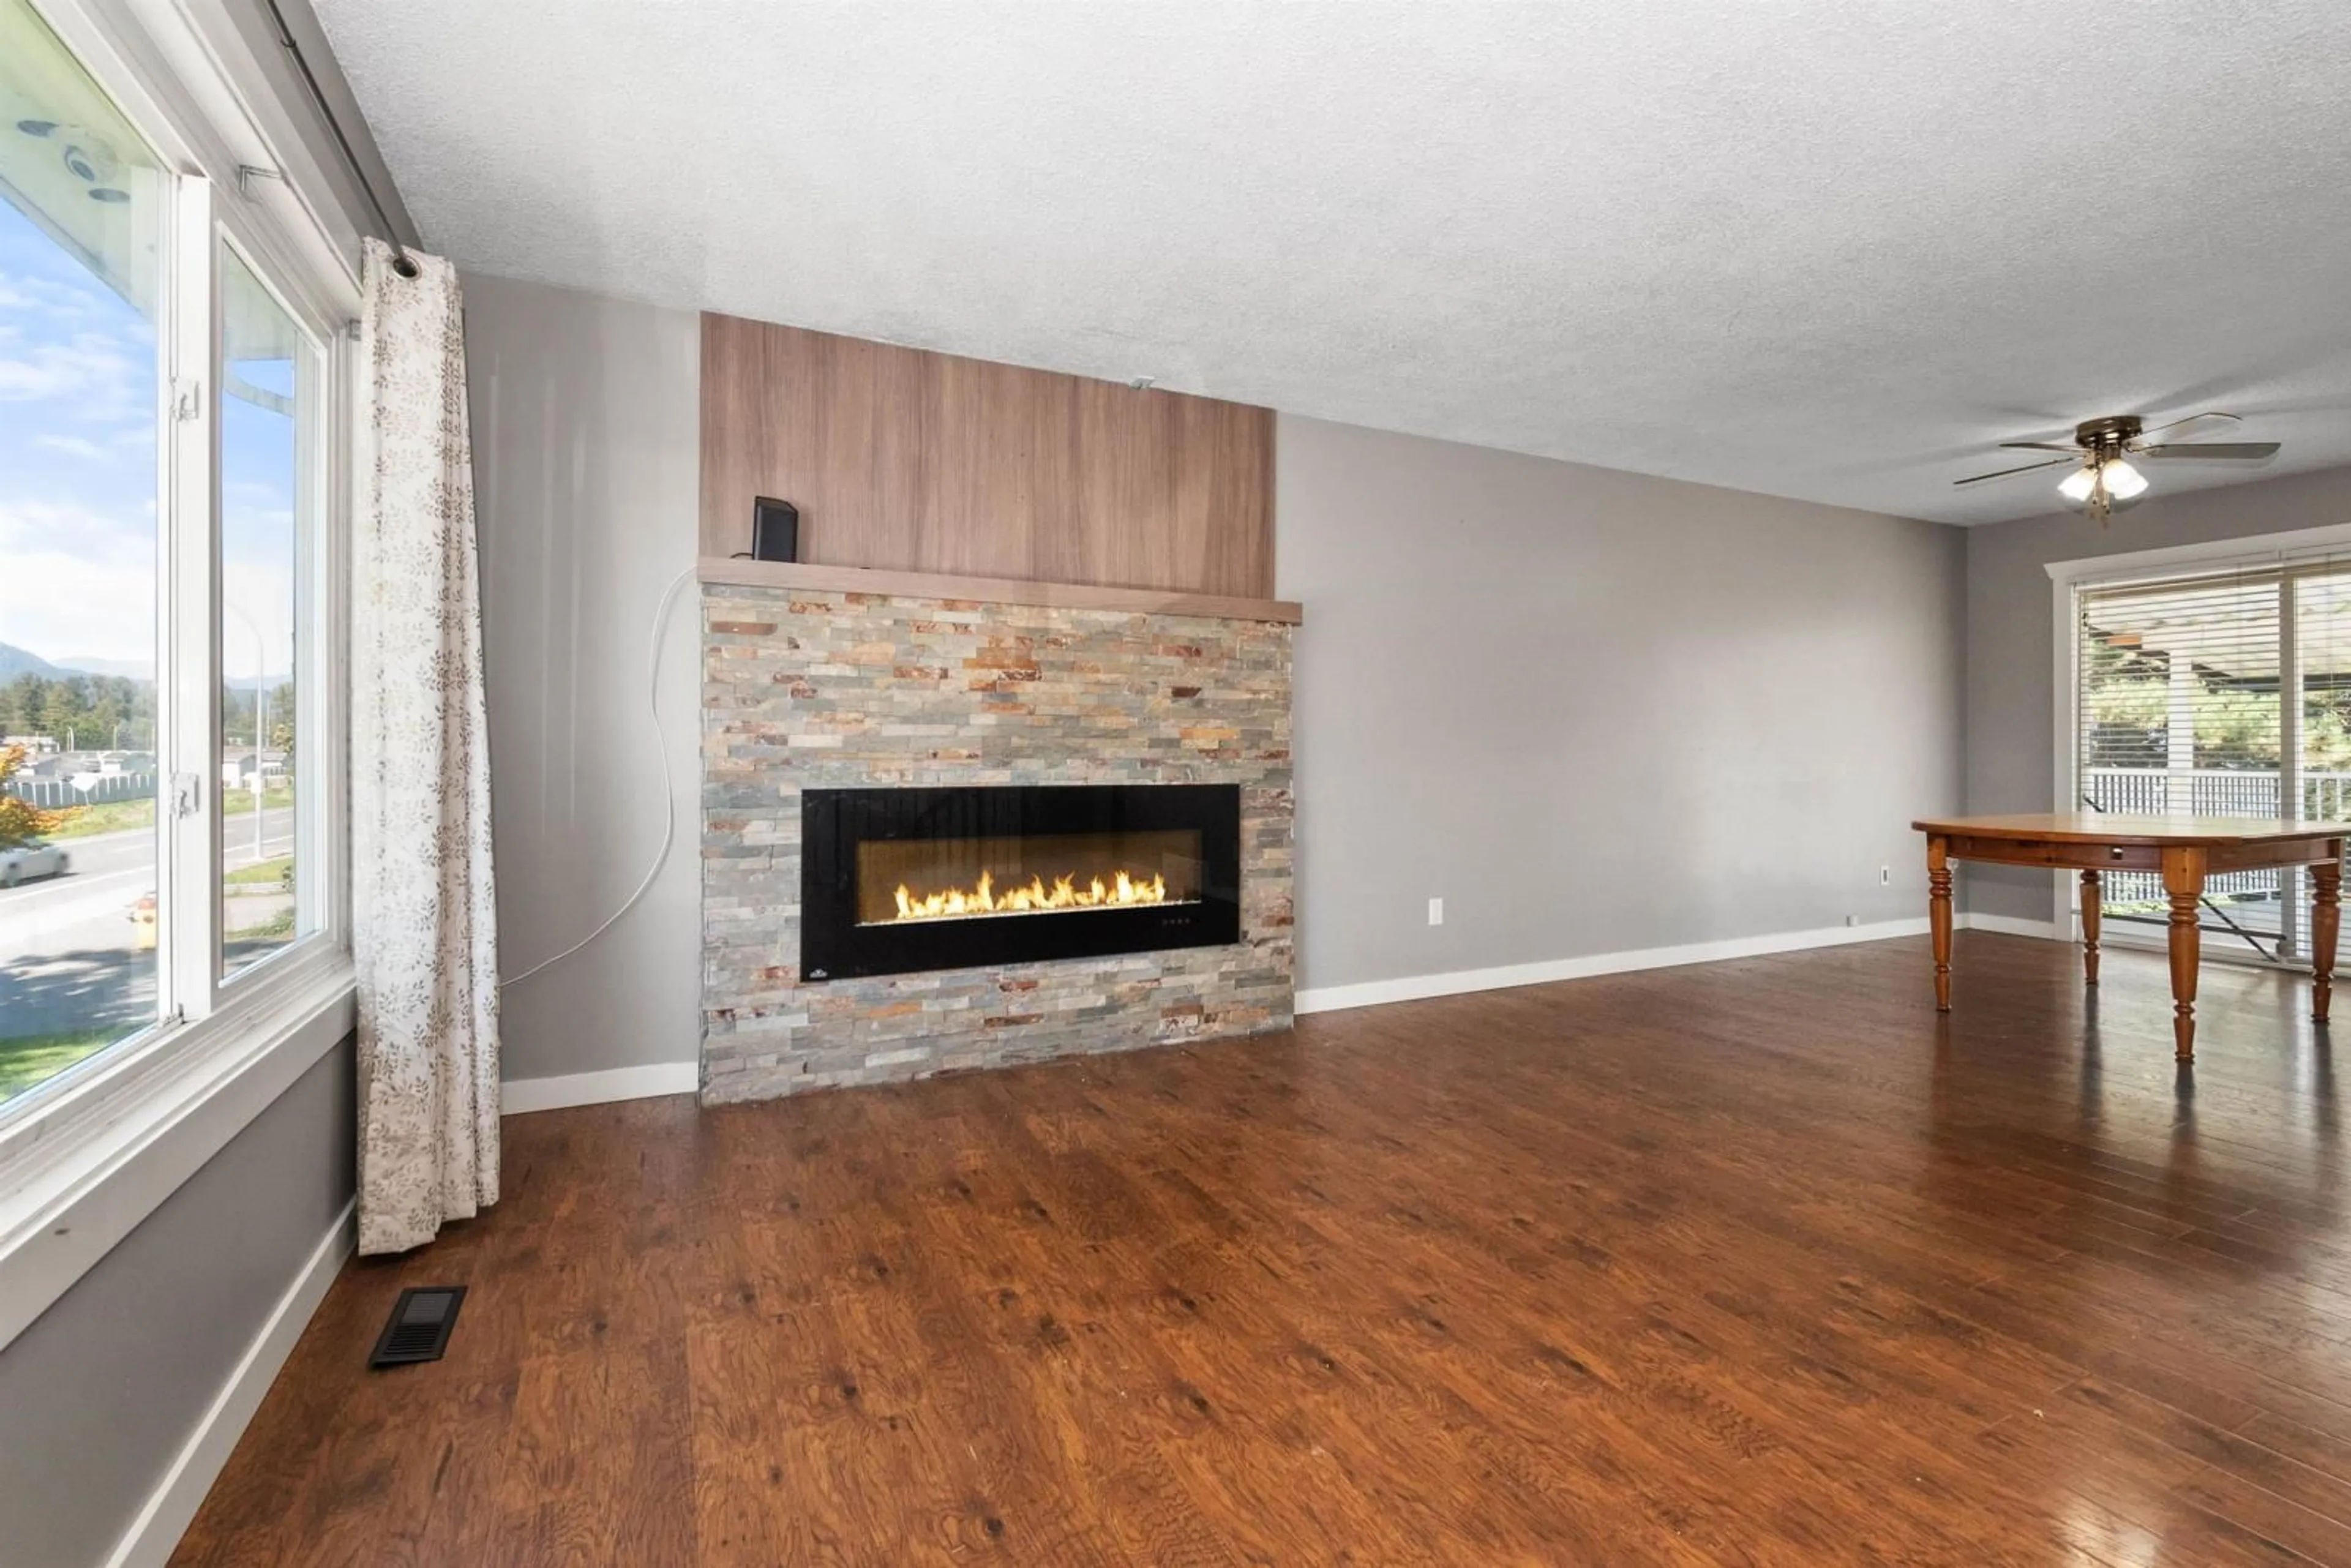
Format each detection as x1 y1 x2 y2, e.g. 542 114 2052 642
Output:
1954 411 2281 522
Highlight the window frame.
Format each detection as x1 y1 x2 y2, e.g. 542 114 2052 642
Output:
0 0 360 1347
2045 519 2351 953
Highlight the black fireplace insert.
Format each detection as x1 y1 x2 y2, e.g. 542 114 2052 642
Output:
801 784 1243 981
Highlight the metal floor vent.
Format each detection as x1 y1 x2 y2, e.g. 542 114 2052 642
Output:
369 1286 466 1369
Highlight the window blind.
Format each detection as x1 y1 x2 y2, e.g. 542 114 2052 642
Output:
2075 555 2351 960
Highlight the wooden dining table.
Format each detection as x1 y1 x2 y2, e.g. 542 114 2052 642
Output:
1912 812 2350 1060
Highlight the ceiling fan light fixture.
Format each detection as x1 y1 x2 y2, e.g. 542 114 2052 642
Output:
1956 411 2279 518
2057 457 2148 511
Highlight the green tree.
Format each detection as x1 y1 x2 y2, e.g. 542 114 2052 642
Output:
0 673 39 736
0 745 61 850
265 680 295 759
36 684 79 748
0 673 155 752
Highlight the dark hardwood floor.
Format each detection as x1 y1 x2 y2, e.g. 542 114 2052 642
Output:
174 932 2351 1564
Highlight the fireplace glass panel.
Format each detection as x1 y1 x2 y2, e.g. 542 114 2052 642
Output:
857 830 1205 925
802 783 1242 980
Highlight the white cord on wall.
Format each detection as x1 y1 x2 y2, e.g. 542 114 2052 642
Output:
501 563 697 988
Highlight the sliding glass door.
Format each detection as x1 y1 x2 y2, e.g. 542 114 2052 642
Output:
2074 559 2351 962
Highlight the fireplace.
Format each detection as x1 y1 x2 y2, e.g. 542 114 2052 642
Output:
801 784 1243 981
702 579 1291 1103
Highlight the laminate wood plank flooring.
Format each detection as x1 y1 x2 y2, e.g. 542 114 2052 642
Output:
173 933 2351 1564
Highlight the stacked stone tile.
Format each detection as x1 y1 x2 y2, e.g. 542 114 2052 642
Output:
701 585 1294 1101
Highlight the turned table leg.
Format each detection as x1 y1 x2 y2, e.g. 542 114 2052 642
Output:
2080 869 2101 986
2315 848 2341 1025
1928 835 1952 1012
2163 847 2207 1062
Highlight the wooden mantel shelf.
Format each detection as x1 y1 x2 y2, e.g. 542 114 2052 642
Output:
697 557 1303 625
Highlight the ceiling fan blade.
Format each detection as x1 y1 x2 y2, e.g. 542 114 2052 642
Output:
2136 410 2242 442
1997 441 2082 452
1954 456 2075 486
2137 442 2281 460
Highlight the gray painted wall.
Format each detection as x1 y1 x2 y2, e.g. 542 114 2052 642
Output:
0 1041 354 1567
1965 465 2351 922
458 282 1978 1037
1276 415 1965 993
466 273 703 1084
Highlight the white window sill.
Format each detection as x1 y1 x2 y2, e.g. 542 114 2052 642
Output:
0 949 356 1351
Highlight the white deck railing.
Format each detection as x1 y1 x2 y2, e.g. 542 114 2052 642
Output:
2082 766 2351 820
2080 767 2351 928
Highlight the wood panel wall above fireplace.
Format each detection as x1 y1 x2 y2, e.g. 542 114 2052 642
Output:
698 313 1274 596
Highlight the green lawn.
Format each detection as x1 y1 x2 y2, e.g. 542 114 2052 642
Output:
225 853 293 887
45 798 156 841
222 785 294 814
0 1029 119 1099
36 786 290 844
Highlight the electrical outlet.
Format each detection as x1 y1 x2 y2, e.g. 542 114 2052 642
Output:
1428 897 1444 926
1880 865 1891 885
1845 913 1858 927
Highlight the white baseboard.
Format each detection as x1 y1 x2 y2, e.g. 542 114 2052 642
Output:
1295 917 1933 1015
1961 912 2062 940
500 1060 699 1116
105 1196 354 1568
497 921 2070 1102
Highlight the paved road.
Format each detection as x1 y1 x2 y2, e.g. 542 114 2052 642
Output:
0 809 296 1047
0 808 294 958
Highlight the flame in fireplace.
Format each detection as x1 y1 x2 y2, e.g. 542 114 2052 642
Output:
890 868 1171 922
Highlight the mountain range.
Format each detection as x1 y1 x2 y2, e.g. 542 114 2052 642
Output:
0 642 291 688
0 642 159 683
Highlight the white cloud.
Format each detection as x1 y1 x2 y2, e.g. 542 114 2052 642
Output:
0 500 156 667
0 263 153 422
34 433 103 460
0 268 128 329
222 560 296 679
222 486 298 582
0 331 146 412
0 497 141 550
0 497 291 673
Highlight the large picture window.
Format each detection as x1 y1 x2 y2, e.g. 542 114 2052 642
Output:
2073 557 2351 962
0 0 344 1114
0 1 165 1102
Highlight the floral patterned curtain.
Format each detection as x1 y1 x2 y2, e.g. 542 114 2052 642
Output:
353 240 500 1255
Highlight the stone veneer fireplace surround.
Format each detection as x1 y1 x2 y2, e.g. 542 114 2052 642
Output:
699 561 1296 1103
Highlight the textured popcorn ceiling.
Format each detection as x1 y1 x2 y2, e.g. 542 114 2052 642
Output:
313 0 2351 525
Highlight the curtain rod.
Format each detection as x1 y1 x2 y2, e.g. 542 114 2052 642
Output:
258 0 419 276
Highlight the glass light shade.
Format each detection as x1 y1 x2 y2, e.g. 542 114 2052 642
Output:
2058 465 2098 503
2102 457 2148 500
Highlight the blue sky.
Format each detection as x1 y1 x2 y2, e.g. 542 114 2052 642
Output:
0 193 155 669
0 191 298 680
